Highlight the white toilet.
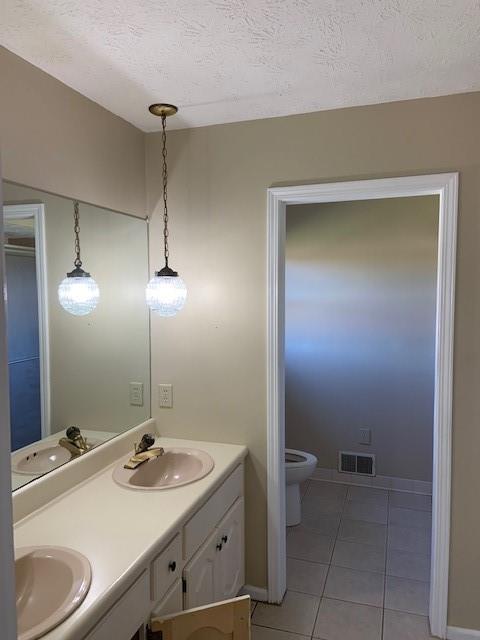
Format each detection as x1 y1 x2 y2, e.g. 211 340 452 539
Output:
285 448 318 526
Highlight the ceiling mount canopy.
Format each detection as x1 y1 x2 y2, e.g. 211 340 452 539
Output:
148 103 178 118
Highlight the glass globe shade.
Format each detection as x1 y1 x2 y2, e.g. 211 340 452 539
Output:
145 274 187 316
58 275 100 316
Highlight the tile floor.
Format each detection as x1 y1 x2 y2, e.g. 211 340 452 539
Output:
251 479 433 640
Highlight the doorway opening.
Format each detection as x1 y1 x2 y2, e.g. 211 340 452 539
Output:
3 203 50 447
266 174 458 639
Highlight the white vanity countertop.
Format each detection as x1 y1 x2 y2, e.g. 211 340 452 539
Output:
14 436 247 640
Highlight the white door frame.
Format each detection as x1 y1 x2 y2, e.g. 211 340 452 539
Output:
266 173 458 639
0 170 18 640
4 203 50 438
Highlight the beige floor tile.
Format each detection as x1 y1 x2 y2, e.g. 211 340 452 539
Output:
389 506 432 529
287 526 335 563
383 610 435 639
324 565 384 607
252 626 308 639
389 491 432 512
343 500 388 525
305 481 348 501
387 549 430 582
302 494 345 516
332 539 385 573
347 486 388 505
287 557 328 596
385 576 430 615
338 518 387 548
313 597 382 640
252 590 320 636
300 510 341 537
388 524 431 555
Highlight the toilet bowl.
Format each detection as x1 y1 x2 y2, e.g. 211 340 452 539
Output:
285 448 318 526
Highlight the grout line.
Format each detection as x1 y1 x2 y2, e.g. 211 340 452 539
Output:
251 622 309 637
385 573 432 585
381 487 390 639
330 562 386 576
310 484 348 638
287 554 334 566
317 594 384 609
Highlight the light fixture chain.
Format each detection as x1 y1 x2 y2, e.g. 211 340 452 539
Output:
73 201 82 268
161 114 169 267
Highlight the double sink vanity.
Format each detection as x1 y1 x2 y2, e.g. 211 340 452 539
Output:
13 419 247 640
4 180 248 639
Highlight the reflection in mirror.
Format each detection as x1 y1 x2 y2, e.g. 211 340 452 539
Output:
3 181 151 491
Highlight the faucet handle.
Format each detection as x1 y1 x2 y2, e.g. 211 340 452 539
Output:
136 433 156 454
66 425 88 449
66 426 81 440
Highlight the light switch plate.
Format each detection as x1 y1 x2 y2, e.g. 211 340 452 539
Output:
129 382 144 406
158 383 173 408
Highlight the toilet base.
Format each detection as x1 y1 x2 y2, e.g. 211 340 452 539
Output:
286 483 301 526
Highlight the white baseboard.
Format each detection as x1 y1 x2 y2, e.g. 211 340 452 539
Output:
447 626 480 639
312 466 432 495
241 584 269 602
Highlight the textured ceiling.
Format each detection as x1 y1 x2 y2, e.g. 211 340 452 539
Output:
1 1 480 131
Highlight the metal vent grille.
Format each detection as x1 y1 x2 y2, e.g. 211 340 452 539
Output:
339 451 375 476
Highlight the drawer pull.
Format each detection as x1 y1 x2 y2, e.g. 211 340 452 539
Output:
222 535 228 544
168 561 177 572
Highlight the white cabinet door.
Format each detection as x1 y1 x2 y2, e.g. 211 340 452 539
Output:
183 531 219 609
152 579 183 618
150 595 250 639
215 498 245 602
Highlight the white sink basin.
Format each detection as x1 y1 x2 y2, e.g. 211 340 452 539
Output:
113 447 215 490
12 439 100 475
15 546 91 640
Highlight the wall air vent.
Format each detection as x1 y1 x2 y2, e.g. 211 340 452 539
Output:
339 451 375 476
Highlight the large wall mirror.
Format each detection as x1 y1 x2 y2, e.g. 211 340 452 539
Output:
3 181 151 491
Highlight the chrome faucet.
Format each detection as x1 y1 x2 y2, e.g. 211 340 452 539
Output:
124 433 164 470
58 426 92 457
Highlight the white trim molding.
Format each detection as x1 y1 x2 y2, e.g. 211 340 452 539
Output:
266 173 458 637
0 172 18 639
311 468 433 495
3 204 50 438
240 585 269 602
447 627 480 640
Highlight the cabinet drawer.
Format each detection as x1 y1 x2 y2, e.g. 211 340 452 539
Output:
151 579 183 618
84 570 149 640
151 533 182 602
184 464 243 559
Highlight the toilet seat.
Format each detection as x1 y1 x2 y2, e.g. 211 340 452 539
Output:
285 448 317 468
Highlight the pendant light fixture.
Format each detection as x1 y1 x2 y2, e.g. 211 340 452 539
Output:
58 201 100 316
145 103 187 317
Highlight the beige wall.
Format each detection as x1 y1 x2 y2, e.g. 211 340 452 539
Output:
286 197 438 482
147 91 480 629
2 45 480 629
0 47 145 218
3 182 150 436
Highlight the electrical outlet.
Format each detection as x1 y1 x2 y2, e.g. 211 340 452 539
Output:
359 428 371 445
129 382 144 407
158 383 173 408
